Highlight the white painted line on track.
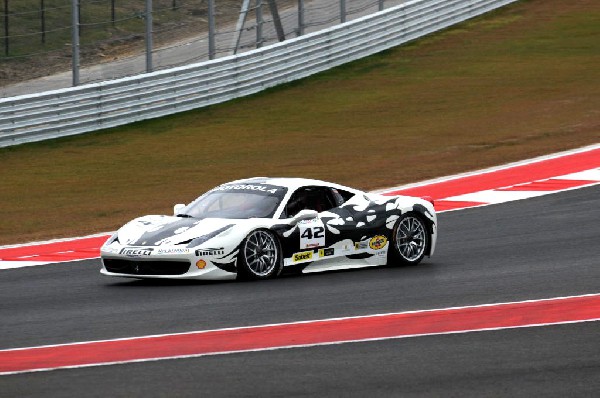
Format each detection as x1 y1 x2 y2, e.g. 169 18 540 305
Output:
559 168 600 181
0 261 51 269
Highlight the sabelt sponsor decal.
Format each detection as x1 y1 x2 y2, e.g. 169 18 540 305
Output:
369 235 388 250
292 251 313 262
120 247 153 256
319 248 334 258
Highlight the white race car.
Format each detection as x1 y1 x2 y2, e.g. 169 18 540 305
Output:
100 177 437 280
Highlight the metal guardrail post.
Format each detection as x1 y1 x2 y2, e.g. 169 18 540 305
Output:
208 0 215 59
298 0 305 36
71 0 80 86
379 0 384 12
145 0 153 73
340 0 346 23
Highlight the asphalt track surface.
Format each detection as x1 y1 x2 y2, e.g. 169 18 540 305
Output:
1 185 599 396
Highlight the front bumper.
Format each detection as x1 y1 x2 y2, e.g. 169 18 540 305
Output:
100 243 236 280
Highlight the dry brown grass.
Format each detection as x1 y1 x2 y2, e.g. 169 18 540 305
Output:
0 0 598 245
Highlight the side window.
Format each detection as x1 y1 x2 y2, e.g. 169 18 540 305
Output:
332 188 355 204
283 187 338 218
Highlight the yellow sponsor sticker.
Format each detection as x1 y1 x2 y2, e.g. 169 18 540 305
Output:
292 251 313 262
369 235 388 250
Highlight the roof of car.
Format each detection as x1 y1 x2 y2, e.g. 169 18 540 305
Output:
224 177 363 193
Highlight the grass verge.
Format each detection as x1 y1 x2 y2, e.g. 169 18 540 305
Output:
0 0 598 245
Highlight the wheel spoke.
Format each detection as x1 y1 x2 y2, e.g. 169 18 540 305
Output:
395 216 427 262
243 231 279 276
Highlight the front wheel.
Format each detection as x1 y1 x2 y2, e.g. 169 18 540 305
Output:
388 213 430 266
237 230 282 280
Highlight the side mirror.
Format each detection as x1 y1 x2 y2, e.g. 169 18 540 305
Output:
292 209 318 223
173 203 186 215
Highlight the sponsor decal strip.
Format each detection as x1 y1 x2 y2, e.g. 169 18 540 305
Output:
1 145 599 269
1 294 598 375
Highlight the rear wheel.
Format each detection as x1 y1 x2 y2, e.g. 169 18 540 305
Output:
389 213 430 265
237 230 282 280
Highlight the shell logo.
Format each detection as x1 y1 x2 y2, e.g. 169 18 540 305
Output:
369 235 387 250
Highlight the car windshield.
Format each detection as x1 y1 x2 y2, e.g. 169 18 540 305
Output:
180 183 287 219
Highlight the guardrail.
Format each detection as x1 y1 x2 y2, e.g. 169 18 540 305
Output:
0 0 517 148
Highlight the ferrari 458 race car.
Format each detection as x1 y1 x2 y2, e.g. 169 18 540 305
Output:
100 177 437 280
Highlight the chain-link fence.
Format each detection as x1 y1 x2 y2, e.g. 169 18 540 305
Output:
0 0 405 97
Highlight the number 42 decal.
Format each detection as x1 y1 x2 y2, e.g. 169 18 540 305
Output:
301 226 325 239
299 222 326 249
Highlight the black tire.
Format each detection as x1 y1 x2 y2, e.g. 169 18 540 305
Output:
237 229 282 280
388 212 430 266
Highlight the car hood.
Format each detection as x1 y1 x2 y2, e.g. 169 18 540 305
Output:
117 215 237 247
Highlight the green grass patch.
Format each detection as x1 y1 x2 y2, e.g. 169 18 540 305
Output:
0 0 599 245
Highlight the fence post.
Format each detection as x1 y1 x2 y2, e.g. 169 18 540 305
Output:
78 0 81 36
208 0 215 59
297 0 304 36
232 0 250 55
145 0 153 73
267 0 285 42
3 0 8 56
340 0 346 23
41 0 46 44
111 0 115 25
256 0 263 49
71 0 80 86
379 0 384 12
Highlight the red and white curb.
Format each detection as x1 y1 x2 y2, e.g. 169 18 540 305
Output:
0 234 110 270
426 168 600 210
1 293 598 376
379 144 600 211
1 144 599 269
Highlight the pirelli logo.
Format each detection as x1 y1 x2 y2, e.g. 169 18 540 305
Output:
195 249 225 257
120 247 153 257
292 251 313 262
